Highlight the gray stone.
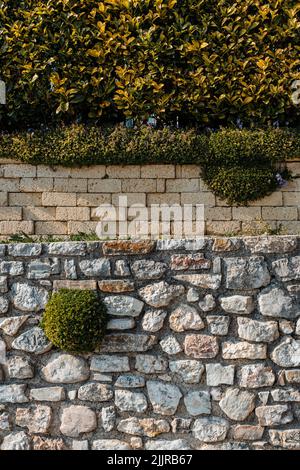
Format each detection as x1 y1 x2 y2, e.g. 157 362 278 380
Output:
225 256 270 289
115 375 145 388
147 380 182 415
237 317 279 343
238 364 275 388
79 258 111 277
0 276 7 293
206 364 235 386
63 259 77 279
48 242 87 256
193 417 229 442
184 391 211 416
100 334 157 353
169 360 204 384
244 236 297 254
72 440 89 450
256 405 293 426
0 261 24 276
28 258 60 279
207 316 230 336
139 281 184 307
117 417 170 437
92 439 130 450
0 245 5 257
7 356 34 379
60 405 97 437
271 337 300 367
220 295 254 314
279 320 294 334
160 336 182 355
285 370 300 384
145 439 190 450
171 418 192 434
268 429 300 450
187 288 200 302
29 387 65 402
101 406 115 432
42 354 89 383
103 295 144 317
131 260 167 279
173 274 222 290
0 295 9 314
271 388 300 402
169 304 204 332
12 327 52 354
16 405 52 433
135 355 168 374
78 383 113 402
11 283 49 312
107 318 135 330
184 334 219 359
0 412 10 431
296 319 300 335
0 384 28 403
114 260 130 277
90 355 130 373
115 390 148 413
198 294 216 312
272 256 300 281
219 388 255 421
0 431 30 450
258 286 298 319
222 340 267 359
232 424 264 441
170 253 211 270
156 239 205 251
142 309 167 332
0 315 29 336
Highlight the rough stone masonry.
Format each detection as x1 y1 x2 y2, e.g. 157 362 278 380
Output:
0 236 300 450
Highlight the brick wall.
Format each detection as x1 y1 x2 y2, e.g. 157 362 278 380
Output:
0 159 299 237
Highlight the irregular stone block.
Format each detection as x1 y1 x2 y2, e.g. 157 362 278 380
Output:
60 405 97 437
8 243 42 257
47 242 87 256
42 354 89 383
142 309 167 332
269 429 300 450
16 405 52 433
271 337 300 367
170 254 211 271
0 295 9 314
12 327 52 354
184 334 219 359
131 260 167 279
256 405 293 426
114 260 130 277
184 390 211 416
145 439 190 450
100 334 157 353
147 380 182 415
232 425 264 441
220 295 254 314
173 274 222 290
169 303 204 332
101 406 115 432
139 281 184 307
258 285 298 319
225 256 270 289
53 279 97 290
222 340 267 360
92 439 130 450
28 258 60 279
193 417 229 442
237 317 279 343
271 388 300 402
6 355 34 379
77 383 113 402
238 364 275 388
98 280 134 293
79 258 111 277
103 240 155 255
115 375 145 388
107 318 135 330
0 384 28 403
0 431 30 450
90 355 130 373
30 387 65 402
117 417 170 437
207 316 230 336
169 360 204 384
244 236 297 254
0 261 24 276
115 390 147 413
135 355 168 374
11 283 49 312
219 388 255 421
272 256 300 281
32 436 66 450
198 294 216 312
206 364 235 386
103 295 144 317
160 336 182 355
0 315 29 336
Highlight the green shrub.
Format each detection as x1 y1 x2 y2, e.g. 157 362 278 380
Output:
1 0 299 128
41 289 108 353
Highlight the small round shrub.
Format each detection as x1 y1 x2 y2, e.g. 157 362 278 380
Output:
41 289 107 353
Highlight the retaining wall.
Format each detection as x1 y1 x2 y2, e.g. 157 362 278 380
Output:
0 160 299 237
0 237 300 450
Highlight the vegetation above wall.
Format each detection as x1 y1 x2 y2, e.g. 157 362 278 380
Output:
1 0 299 129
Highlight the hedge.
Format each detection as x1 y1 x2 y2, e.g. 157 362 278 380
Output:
1 0 300 129
0 125 298 204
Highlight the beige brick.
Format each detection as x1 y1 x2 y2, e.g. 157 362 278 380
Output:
281 178 300 191
112 193 146 206
249 191 283 206
215 197 231 207
23 206 56 221
141 165 175 178
175 165 182 178
0 221 34 235
147 193 180 205
121 179 157 193
56 207 90 221
232 207 262 221
3 164 36 178
37 166 72 178
0 178 20 192
88 179 121 193
241 220 277 235
287 161 300 176
0 192 7 206
35 221 68 235
283 192 300 206
106 165 140 178
77 193 112 207
205 207 232 221
67 221 98 234
181 192 215 206
262 207 298 221
20 177 53 192
156 179 165 192
54 178 87 193
279 221 300 235
42 192 76 206
9 193 42 206
199 179 211 192
70 166 106 178
166 179 200 192
181 165 201 178
0 167 4 177
0 207 22 221
206 221 241 235
53 280 97 290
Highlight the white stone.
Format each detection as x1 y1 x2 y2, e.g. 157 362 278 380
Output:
237 317 279 343
79 258 110 277
145 439 190 450
103 295 144 317
220 295 254 314
42 353 89 383
0 431 30 450
92 439 130 450
160 336 182 355
29 387 65 402
139 281 184 307
115 390 148 413
169 303 204 332
11 283 49 312
0 295 9 314
169 360 204 384
135 355 168 374
6 356 34 379
142 309 167 332
184 391 211 416
206 364 235 386
90 355 130 373
193 417 229 442
146 380 182 415
0 315 29 336
101 406 115 432
173 274 222 290
219 388 255 421
16 405 52 433
60 405 97 437
198 294 216 312
187 288 200 302
258 286 298 319
271 337 300 367
12 327 52 354
107 318 135 330
0 384 28 403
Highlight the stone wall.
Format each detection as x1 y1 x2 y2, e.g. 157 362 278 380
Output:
0 236 300 450
0 160 299 237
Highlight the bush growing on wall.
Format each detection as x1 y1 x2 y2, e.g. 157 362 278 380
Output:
1 0 299 129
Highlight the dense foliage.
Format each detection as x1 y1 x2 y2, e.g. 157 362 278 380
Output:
41 289 108 353
1 0 299 129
